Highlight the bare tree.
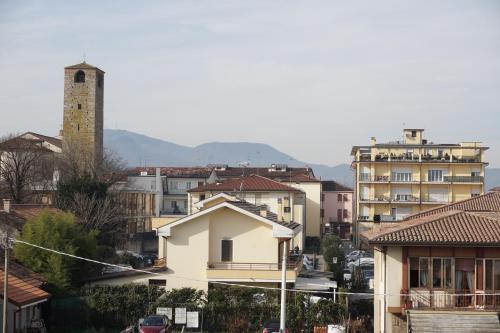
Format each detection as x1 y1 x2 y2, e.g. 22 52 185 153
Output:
0 134 55 203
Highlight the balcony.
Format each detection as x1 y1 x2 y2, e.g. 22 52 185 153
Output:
206 259 301 281
443 176 484 183
357 154 482 164
359 195 419 203
402 289 500 311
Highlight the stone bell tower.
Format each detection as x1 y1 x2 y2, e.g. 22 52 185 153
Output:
62 62 104 167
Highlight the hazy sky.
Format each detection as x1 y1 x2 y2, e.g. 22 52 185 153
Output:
1 1 499 167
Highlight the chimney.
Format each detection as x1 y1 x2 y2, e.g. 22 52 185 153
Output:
3 199 11 213
259 205 267 218
370 137 377 146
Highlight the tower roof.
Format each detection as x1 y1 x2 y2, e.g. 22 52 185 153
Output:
65 62 105 73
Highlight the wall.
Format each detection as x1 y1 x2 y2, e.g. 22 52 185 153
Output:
208 208 277 264
284 182 321 238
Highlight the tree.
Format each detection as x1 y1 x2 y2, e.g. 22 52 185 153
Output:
14 210 99 294
321 235 345 284
0 134 55 203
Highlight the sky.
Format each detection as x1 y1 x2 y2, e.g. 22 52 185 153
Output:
1 0 500 167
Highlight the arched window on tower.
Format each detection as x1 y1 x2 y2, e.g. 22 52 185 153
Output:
74 70 85 83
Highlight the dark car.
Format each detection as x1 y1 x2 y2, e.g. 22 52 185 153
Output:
139 315 172 333
262 319 288 333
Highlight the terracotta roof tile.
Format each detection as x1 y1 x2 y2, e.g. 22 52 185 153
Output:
405 191 500 220
132 167 213 178
189 175 302 193
321 180 353 192
364 211 500 246
214 166 314 181
0 205 62 234
0 268 50 306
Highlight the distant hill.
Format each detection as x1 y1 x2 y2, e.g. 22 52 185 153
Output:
104 129 500 189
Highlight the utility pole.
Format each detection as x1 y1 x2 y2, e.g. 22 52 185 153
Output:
2 232 11 333
280 239 287 333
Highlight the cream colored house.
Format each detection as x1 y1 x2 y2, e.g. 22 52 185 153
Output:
351 128 488 242
187 175 307 249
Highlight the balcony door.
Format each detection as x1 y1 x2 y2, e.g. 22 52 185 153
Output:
221 239 233 262
455 258 475 307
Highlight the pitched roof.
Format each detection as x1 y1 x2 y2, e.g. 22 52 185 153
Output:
0 137 53 152
364 211 500 246
188 175 302 193
132 167 213 178
65 62 104 72
0 258 45 288
321 180 353 192
284 174 321 183
0 205 62 233
214 166 315 181
21 132 62 149
405 191 500 220
0 268 50 306
228 200 301 230
491 187 500 192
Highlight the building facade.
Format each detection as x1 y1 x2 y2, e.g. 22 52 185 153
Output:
62 62 104 165
363 191 500 333
351 128 488 240
321 181 353 240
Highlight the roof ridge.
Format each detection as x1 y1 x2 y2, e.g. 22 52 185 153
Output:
405 192 499 219
467 211 500 223
251 174 298 190
373 210 465 241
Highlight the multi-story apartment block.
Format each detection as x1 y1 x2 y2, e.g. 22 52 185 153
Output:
320 181 353 240
351 129 488 238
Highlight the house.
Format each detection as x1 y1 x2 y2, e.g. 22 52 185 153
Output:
362 191 500 333
186 175 306 248
321 181 353 239
351 128 488 244
0 261 50 333
90 194 303 291
212 164 314 182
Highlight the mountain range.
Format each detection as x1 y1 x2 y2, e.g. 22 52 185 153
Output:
104 129 500 189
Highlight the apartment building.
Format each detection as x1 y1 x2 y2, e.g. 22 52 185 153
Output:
320 181 353 240
363 191 500 333
351 128 488 237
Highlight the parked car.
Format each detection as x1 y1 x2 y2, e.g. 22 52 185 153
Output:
139 315 172 333
262 319 288 333
101 264 133 275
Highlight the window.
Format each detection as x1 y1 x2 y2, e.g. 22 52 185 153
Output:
170 181 178 190
411 130 417 137
409 258 419 288
171 201 177 208
419 258 429 288
343 209 348 219
321 193 325 202
428 170 443 182
343 194 349 202
320 209 324 218
77 103 82 110
186 182 191 190
74 70 85 83
255 194 262 206
337 194 343 202
221 240 233 262
97 73 103 88
337 209 342 222
77 124 80 131
392 172 412 182
433 258 442 288
198 181 204 187
199 194 206 201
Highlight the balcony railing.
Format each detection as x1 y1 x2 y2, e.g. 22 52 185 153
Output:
207 261 299 271
359 195 419 203
402 289 500 310
357 154 482 163
443 176 483 183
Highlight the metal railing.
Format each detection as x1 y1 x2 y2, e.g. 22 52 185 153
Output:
402 289 500 310
357 154 482 163
207 259 301 271
443 176 483 183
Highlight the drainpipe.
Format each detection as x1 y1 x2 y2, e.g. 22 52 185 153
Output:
375 246 387 333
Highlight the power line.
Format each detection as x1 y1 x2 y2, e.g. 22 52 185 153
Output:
10 238 499 298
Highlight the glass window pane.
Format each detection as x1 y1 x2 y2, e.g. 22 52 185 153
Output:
486 260 493 290
433 258 442 288
444 259 452 289
494 261 500 291
419 258 429 288
477 260 484 290
409 257 419 288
